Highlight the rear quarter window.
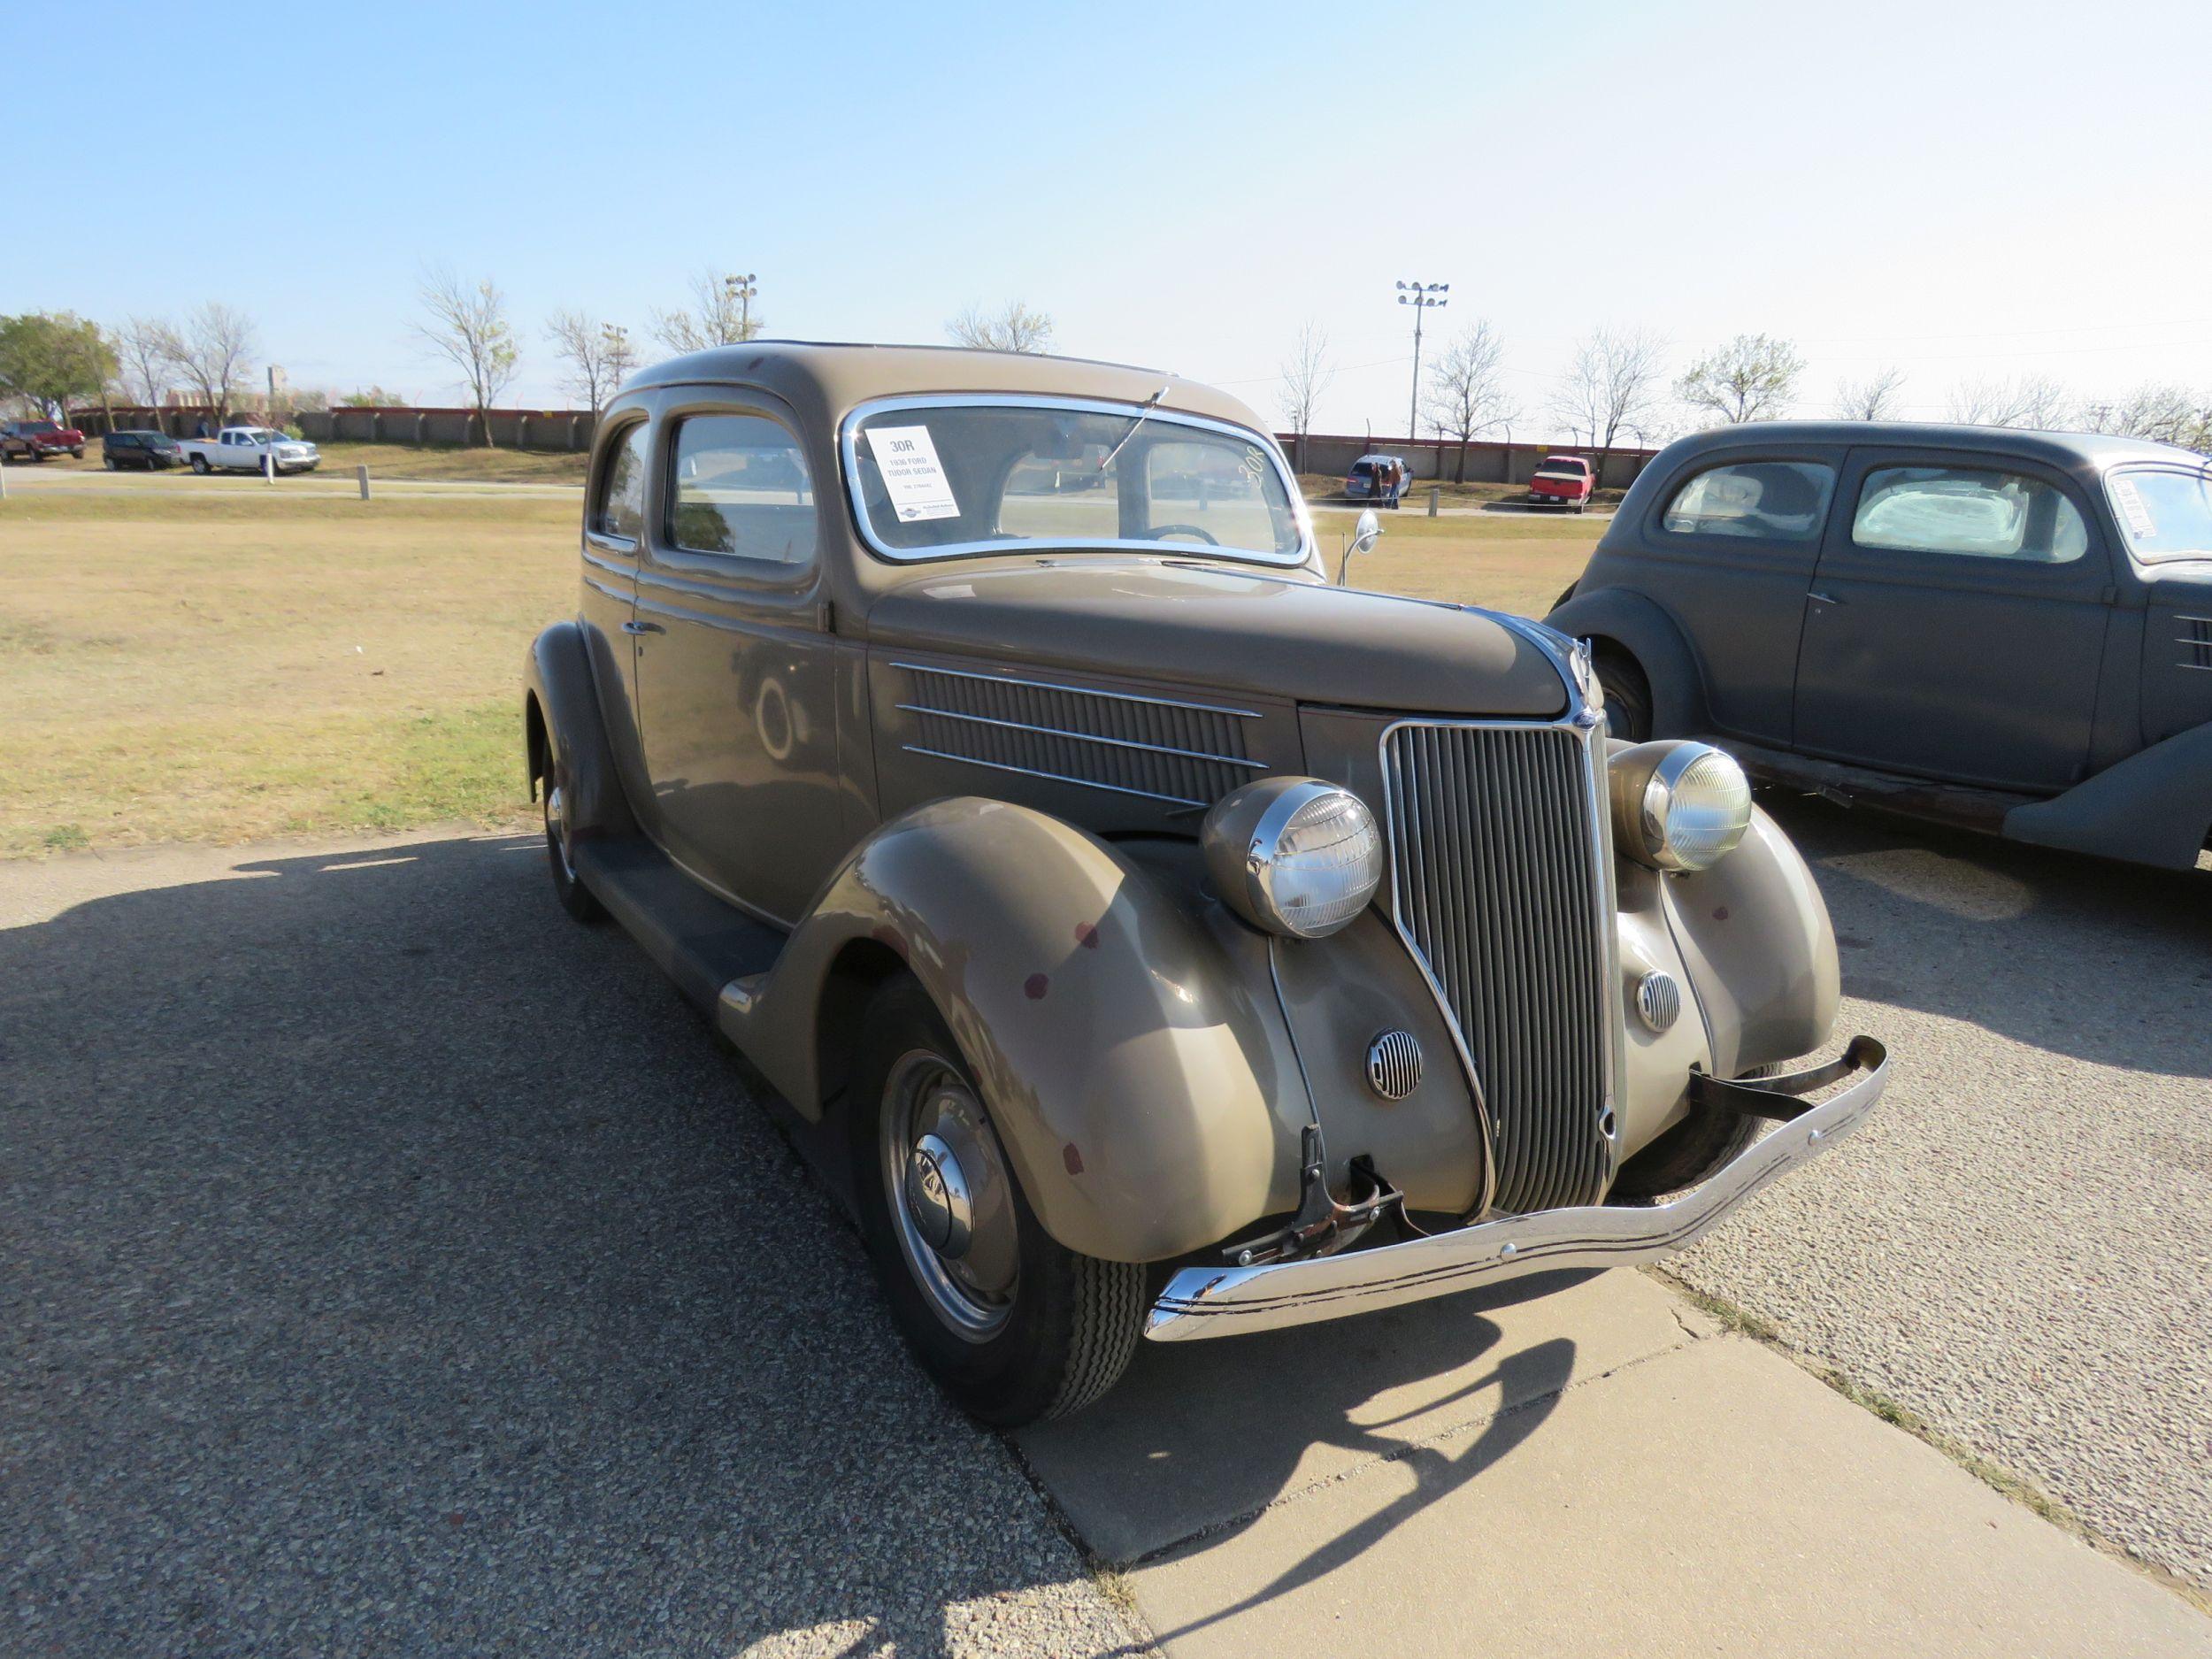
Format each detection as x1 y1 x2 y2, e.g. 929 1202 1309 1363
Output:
591 421 649 541
1661 460 1834 541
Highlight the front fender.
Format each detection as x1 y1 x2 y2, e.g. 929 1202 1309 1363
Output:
721 798 1295 1263
1663 806 1841 1083
2003 718 2212 871
1546 586 1708 736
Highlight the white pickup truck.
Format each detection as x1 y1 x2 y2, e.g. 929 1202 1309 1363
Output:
179 426 321 476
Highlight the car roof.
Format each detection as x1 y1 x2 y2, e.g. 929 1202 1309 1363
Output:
620 339 1273 437
1353 453 1405 464
1656 419 2200 472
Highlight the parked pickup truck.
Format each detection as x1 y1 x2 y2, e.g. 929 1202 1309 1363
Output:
1 419 87 461
179 426 321 475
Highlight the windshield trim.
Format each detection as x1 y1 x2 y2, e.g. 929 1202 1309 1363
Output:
837 393 1314 568
2105 462 2212 565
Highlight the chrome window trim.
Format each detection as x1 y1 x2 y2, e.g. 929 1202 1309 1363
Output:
837 393 1315 568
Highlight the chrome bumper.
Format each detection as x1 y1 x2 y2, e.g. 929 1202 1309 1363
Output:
1145 1038 1888 1342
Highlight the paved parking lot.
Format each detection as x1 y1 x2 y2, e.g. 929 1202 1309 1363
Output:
2 801 2207 1653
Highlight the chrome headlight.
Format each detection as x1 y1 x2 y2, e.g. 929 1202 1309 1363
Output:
1202 778 1383 939
1609 741 1753 872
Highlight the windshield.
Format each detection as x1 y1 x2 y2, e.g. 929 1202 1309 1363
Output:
846 400 1304 563
2106 466 2212 563
23 423 59 434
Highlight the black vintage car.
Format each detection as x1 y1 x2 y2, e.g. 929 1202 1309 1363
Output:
1548 423 2212 872
100 430 184 471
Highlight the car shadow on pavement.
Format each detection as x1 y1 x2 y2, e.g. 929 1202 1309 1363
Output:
1762 793 2212 1078
0 835 1140 1657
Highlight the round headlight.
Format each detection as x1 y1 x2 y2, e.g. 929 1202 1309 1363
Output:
1202 778 1383 939
1609 741 1753 872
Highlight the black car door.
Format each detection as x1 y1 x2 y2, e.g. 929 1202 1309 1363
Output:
1791 447 2113 793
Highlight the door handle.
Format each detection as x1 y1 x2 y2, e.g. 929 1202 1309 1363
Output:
621 619 664 635
1808 589 1845 606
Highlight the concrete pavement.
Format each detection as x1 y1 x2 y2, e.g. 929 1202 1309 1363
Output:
3 826 2206 1655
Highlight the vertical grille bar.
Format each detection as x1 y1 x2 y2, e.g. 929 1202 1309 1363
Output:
1383 723 1611 1213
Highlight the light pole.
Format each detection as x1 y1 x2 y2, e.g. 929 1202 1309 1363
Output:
1396 280 1448 445
601 324 631 411
724 273 758 342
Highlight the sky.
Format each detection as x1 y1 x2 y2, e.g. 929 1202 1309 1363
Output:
9 0 2209 441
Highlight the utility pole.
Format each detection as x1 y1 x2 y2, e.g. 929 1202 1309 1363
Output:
1396 280 1448 446
724 273 758 342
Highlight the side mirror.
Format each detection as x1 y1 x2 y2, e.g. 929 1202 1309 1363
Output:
1337 509 1384 584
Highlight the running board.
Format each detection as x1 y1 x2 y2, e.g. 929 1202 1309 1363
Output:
570 838 787 1012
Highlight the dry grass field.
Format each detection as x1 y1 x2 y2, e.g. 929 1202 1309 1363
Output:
0 487 1599 856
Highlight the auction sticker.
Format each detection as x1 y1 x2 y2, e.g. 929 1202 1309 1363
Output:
865 426 959 522
2109 474 2156 540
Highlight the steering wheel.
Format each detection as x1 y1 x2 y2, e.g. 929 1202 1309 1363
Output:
1147 524 1220 546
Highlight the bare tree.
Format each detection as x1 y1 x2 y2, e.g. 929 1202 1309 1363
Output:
1550 326 1667 474
1421 319 1515 482
114 317 181 410
545 310 637 414
947 301 1054 354
1946 373 2071 429
1677 334 1804 424
172 303 257 427
1835 366 1907 421
2081 381 2199 443
1277 320 1333 472
415 269 519 446
649 269 764 355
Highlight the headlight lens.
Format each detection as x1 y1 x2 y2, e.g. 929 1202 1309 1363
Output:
1611 741 1753 872
1202 778 1384 939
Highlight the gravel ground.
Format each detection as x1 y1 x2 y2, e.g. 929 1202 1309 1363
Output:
1678 796 2212 1589
0 833 1152 1658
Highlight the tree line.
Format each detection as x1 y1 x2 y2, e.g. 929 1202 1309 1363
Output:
0 280 1056 448
1276 322 2212 478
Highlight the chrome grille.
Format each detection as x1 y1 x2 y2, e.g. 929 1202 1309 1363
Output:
1381 722 1612 1213
894 663 1263 808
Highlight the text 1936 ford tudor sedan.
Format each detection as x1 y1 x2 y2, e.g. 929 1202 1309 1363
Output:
526 343 1889 1424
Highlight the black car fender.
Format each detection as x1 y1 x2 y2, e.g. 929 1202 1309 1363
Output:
2003 718 2212 871
1545 586 1709 737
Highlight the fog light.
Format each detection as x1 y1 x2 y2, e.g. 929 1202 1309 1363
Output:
1202 778 1383 939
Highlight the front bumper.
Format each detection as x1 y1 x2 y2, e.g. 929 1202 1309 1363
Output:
1146 1037 1886 1341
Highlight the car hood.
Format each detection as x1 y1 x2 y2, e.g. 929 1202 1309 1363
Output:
861 557 1570 718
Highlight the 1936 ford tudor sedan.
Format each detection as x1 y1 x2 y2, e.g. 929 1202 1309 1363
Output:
525 343 1889 1425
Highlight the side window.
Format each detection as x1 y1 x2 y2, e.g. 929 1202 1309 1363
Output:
591 421 649 541
666 414 817 565
1853 465 2087 564
1662 461 1834 541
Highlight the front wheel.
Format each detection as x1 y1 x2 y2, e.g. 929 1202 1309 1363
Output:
1594 651 1652 742
852 976 1144 1425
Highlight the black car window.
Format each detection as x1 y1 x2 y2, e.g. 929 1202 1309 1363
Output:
591 421 649 541
667 414 817 565
1662 461 1834 541
1853 465 2088 565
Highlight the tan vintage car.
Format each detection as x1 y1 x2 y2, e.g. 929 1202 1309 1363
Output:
524 342 1889 1425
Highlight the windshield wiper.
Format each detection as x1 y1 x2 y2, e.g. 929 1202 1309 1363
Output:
1097 385 1171 473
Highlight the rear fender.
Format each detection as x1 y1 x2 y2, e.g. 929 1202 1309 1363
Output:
1546 587 1708 736
524 621 635 841
719 798 1297 1263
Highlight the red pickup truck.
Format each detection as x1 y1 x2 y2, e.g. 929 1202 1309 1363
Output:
0 419 87 462
1528 453 1594 511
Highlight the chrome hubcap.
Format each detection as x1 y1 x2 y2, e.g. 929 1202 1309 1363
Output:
545 781 576 880
881 1053 1018 1340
